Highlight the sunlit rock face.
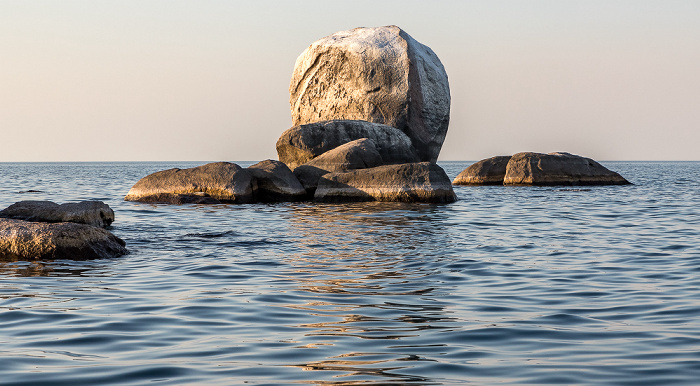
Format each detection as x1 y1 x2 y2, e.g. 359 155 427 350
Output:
124 162 256 204
0 200 114 228
453 156 512 186
277 120 418 169
0 218 128 260
503 152 631 186
293 138 384 193
314 162 457 203
247 160 307 202
289 26 450 162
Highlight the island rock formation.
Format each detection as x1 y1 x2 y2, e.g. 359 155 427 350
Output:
277 120 418 169
315 162 456 203
453 152 630 186
0 200 115 228
247 160 307 202
289 26 450 162
124 162 256 204
0 201 128 260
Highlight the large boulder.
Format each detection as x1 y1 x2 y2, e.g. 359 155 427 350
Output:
453 156 512 185
289 26 450 162
503 152 631 186
124 162 256 204
293 138 384 193
247 160 306 202
0 218 128 260
314 162 457 203
0 200 115 228
277 120 418 169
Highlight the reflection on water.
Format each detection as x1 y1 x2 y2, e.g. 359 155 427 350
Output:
275 203 461 382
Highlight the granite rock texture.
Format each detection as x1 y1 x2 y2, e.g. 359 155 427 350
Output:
503 152 631 186
0 218 128 260
247 160 306 202
0 200 115 228
277 120 418 169
293 138 384 193
452 156 512 185
289 26 450 162
314 162 456 203
124 162 256 204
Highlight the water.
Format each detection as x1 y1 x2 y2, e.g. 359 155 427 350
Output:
1 161 699 385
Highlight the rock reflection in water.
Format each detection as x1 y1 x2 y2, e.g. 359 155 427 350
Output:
278 202 461 383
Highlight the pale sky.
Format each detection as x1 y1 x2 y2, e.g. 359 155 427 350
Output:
1 0 698 161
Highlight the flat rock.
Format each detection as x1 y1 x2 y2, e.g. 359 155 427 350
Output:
314 162 457 203
289 25 450 162
124 162 256 204
293 138 384 193
0 200 115 228
277 119 418 169
503 152 631 186
247 160 306 202
0 218 128 260
453 156 512 185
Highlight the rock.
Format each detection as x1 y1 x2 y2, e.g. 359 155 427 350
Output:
277 119 418 169
289 25 451 162
247 160 307 202
0 200 115 228
293 138 384 193
453 156 512 185
0 218 128 260
124 162 256 204
314 162 457 203
503 152 631 186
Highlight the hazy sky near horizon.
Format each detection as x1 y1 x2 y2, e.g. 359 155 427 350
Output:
2 1 699 161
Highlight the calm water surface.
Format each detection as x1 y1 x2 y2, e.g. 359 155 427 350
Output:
1 161 699 385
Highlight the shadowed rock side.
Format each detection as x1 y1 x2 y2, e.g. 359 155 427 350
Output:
0 200 115 228
289 25 450 162
453 156 512 185
277 120 419 169
314 162 457 203
504 152 631 186
293 138 384 193
247 160 306 202
124 162 256 204
0 218 128 260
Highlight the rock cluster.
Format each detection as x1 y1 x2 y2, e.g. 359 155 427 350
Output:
0 201 128 260
125 25 456 204
454 152 630 186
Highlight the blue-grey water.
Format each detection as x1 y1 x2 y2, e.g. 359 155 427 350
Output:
1 161 699 385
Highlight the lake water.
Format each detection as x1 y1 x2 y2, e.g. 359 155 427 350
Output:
1 161 699 385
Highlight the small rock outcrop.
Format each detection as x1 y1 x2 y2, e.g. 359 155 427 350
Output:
124 162 256 204
277 120 418 169
453 156 512 185
504 152 630 186
247 160 306 202
0 218 128 260
314 162 457 203
0 200 115 228
289 25 450 162
293 138 384 193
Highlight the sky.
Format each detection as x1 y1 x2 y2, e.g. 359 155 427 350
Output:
1 0 699 162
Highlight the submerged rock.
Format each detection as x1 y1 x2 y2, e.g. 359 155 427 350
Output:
453 156 512 185
503 152 631 186
314 162 456 203
277 120 418 169
293 138 384 193
289 25 450 162
0 218 128 260
247 160 307 202
124 162 256 204
0 200 115 228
